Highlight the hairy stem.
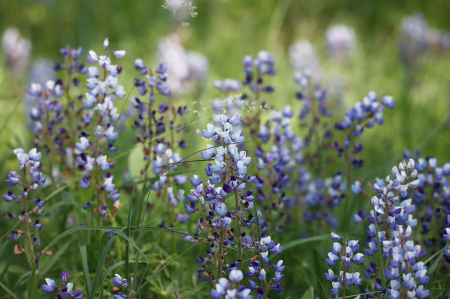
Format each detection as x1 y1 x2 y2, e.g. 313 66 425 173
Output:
218 218 225 279
22 166 35 266
44 108 56 190
234 187 243 273
107 209 122 262
341 148 352 230
64 53 78 176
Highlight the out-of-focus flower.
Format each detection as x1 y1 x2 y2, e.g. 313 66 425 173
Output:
288 39 322 81
24 59 55 121
426 28 450 54
326 24 356 61
399 13 450 70
2 27 31 77
158 34 209 94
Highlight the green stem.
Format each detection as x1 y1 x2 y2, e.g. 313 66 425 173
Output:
234 187 242 271
22 167 35 266
263 280 269 299
107 209 122 262
218 219 225 279
341 148 352 230
64 53 78 179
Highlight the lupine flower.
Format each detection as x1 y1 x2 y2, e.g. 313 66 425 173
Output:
288 39 323 81
325 24 356 61
1 27 31 77
334 91 395 168
41 271 83 298
158 34 209 95
324 233 364 296
353 159 431 298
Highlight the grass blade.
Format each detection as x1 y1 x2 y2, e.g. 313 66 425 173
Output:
0 280 19 299
89 235 117 299
39 226 148 262
180 282 207 299
424 246 445 266
301 286 313 299
27 268 37 299
136 244 198 293
80 244 92 296
281 234 333 251
427 250 444 276
101 260 143 282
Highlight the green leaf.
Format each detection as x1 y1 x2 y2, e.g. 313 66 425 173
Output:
89 235 117 299
80 244 92 297
373 217 385 290
301 286 313 299
427 250 444 276
38 199 83 220
39 226 148 262
101 260 144 282
316 276 330 299
136 244 198 293
0 241 9 261
38 240 73 278
278 234 331 251
41 180 76 202
0 280 19 299
0 239 23 282
424 246 445 266
27 268 38 299
0 99 21 137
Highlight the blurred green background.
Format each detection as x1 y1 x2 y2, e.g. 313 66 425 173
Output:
1 0 450 172
1 0 450 298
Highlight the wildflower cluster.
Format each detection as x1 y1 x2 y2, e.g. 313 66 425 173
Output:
183 113 285 298
334 91 396 169
403 150 450 249
353 159 431 298
130 56 190 226
27 78 69 185
325 232 364 297
3 148 51 268
75 38 125 223
42 271 84 298
2 26 450 299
